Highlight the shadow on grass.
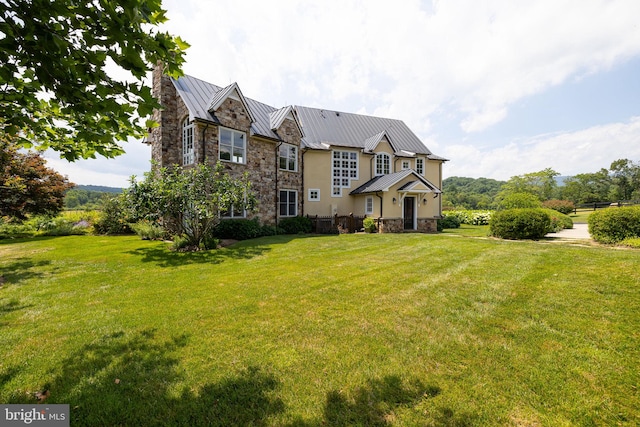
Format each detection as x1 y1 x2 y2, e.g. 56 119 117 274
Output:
0 298 34 326
0 258 52 285
9 329 284 426
126 234 305 267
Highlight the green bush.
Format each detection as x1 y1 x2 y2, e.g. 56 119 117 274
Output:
438 213 461 230
588 206 640 244
214 218 263 240
542 208 573 233
363 217 377 233
470 211 492 225
0 217 35 239
130 220 165 240
542 199 575 215
497 193 542 210
278 216 312 235
620 237 640 249
489 208 551 240
93 196 132 235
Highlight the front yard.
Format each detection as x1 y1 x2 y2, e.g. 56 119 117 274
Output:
0 233 638 425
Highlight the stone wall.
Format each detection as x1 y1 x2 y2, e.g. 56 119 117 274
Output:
417 218 438 233
377 217 438 233
149 67 303 226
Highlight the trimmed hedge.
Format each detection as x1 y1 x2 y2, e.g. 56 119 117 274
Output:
278 216 312 234
489 208 551 240
588 206 640 244
542 208 573 232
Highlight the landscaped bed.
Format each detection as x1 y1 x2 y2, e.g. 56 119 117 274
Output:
1 233 638 425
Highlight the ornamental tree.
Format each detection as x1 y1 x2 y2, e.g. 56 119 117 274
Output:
127 162 257 249
0 0 188 160
1 137 74 220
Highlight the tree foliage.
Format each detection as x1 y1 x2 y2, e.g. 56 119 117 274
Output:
127 162 257 249
0 0 188 160
1 137 74 219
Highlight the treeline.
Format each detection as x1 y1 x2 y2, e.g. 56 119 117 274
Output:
64 185 123 210
443 158 640 210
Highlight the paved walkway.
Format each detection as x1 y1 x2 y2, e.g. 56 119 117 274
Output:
545 223 591 240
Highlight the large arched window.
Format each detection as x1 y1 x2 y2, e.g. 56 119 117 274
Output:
182 119 194 165
375 153 390 176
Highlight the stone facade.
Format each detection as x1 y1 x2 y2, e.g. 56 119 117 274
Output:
377 217 437 233
149 67 303 226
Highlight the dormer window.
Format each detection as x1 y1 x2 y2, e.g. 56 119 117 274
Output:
279 143 298 171
182 119 194 165
219 127 246 164
375 153 390 176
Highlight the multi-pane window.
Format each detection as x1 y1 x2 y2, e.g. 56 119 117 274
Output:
279 144 297 171
308 189 320 201
365 196 374 214
416 158 424 175
375 153 390 176
221 204 246 219
279 190 297 217
219 127 246 164
331 150 358 196
182 119 194 165
402 160 410 170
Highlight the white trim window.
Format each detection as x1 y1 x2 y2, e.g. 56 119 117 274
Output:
279 143 297 171
279 190 297 217
308 189 320 201
221 203 246 219
375 153 390 176
416 158 424 175
365 196 374 214
402 160 410 170
219 127 246 164
182 119 194 165
331 150 358 196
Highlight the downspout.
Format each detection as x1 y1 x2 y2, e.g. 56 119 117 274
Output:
375 191 383 233
301 148 306 217
201 123 209 164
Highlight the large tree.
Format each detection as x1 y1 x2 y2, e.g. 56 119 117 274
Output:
127 163 257 249
609 158 640 201
0 0 188 160
1 137 74 219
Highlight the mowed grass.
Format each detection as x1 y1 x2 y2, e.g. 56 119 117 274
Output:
0 233 638 426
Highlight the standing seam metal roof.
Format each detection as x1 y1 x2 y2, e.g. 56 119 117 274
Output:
171 74 444 158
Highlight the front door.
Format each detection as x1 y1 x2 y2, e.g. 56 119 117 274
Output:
403 196 415 230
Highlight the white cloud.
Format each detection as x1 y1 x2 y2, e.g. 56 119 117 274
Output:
443 117 640 180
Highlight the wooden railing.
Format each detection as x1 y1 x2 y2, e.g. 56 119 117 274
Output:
307 214 366 234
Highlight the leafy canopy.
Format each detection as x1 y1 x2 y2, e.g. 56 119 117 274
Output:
0 136 74 219
0 0 189 160
127 162 257 249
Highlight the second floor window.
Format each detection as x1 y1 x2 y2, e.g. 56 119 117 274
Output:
219 127 246 164
416 158 424 175
182 119 194 165
279 144 297 171
375 153 390 176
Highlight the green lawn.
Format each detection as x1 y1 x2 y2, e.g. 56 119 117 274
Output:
1 233 638 426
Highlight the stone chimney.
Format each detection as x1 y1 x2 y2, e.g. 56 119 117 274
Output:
149 62 179 167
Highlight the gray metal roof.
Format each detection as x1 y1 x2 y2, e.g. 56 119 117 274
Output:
171 75 280 140
171 74 446 160
294 106 435 156
350 170 441 195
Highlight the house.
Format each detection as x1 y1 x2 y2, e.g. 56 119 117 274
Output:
147 65 447 232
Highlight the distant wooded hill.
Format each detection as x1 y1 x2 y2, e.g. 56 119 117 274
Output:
64 185 123 210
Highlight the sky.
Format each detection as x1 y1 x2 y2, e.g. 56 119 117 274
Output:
44 0 640 187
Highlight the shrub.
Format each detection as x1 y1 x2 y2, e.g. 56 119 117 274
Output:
130 220 165 240
588 206 640 244
93 196 132 235
438 213 461 230
543 199 575 215
214 218 263 240
497 193 542 210
278 216 312 235
489 208 551 240
363 217 377 233
0 217 35 239
620 237 640 249
542 208 573 233
470 211 492 225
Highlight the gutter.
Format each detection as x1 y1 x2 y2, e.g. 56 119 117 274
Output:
375 191 384 233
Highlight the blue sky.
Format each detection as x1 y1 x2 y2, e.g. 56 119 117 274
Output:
45 0 640 187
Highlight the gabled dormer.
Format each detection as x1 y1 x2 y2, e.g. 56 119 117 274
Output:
269 106 304 139
207 82 256 129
